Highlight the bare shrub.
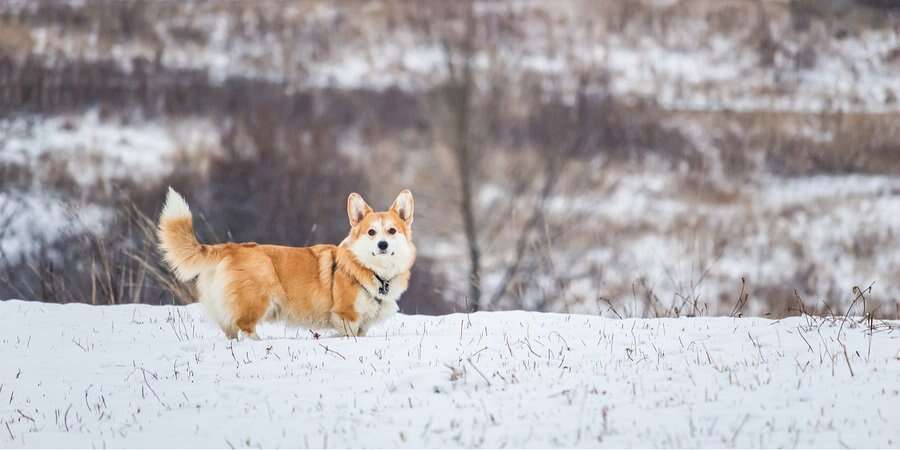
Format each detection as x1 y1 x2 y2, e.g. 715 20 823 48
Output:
764 112 900 176
0 199 186 305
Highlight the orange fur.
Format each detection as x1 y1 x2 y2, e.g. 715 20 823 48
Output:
157 188 416 339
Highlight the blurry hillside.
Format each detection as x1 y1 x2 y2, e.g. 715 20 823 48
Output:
1 0 899 318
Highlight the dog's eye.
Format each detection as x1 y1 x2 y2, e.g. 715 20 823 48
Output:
388 228 397 235
367 229 376 236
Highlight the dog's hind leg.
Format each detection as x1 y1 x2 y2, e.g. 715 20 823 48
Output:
235 312 262 340
223 323 239 340
198 267 240 339
224 253 284 341
229 288 270 340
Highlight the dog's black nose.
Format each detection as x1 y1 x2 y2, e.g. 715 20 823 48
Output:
378 241 389 251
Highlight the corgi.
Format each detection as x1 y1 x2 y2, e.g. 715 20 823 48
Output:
157 188 416 339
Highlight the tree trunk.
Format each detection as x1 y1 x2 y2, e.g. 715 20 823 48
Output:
448 4 481 312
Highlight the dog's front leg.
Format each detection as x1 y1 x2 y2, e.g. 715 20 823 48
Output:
330 312 361 338
340 318 362 338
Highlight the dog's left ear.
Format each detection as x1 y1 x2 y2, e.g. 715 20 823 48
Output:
390 189 414 226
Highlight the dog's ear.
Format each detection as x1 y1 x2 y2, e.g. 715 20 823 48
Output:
390 189 414 226
347 193 373 227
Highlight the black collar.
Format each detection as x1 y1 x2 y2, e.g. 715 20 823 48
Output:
374 273 391 297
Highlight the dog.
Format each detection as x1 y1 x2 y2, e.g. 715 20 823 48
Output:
157 188 416 339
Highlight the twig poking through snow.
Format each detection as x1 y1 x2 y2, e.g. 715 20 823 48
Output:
318 344 346 360
466 358 491 386
16 409 34 423
840 343 854 377
140 368 168 408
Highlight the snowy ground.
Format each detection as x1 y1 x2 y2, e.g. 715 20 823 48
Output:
0 301 898 448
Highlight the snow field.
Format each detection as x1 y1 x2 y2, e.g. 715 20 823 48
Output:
0 301 898 448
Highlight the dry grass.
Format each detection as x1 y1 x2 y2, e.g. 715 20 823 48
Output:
0 21 33 56
657 109 900 177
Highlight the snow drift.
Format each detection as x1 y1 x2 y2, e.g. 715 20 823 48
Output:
0 301 897 448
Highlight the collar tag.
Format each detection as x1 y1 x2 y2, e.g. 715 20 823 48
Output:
375 274 390 296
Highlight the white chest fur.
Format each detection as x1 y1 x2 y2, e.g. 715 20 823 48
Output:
354 288 401 334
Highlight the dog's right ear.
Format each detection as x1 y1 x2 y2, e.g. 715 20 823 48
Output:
347 192 373 227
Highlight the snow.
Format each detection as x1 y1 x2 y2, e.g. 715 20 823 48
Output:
531 170 900 315
0 300 898 448
0 192 108 263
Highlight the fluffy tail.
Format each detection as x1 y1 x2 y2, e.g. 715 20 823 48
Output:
157 188 217 281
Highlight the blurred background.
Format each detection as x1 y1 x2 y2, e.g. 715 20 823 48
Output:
1 0 898 318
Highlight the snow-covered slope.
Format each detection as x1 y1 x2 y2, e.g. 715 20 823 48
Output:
11 2 900 112
0 301 897 448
